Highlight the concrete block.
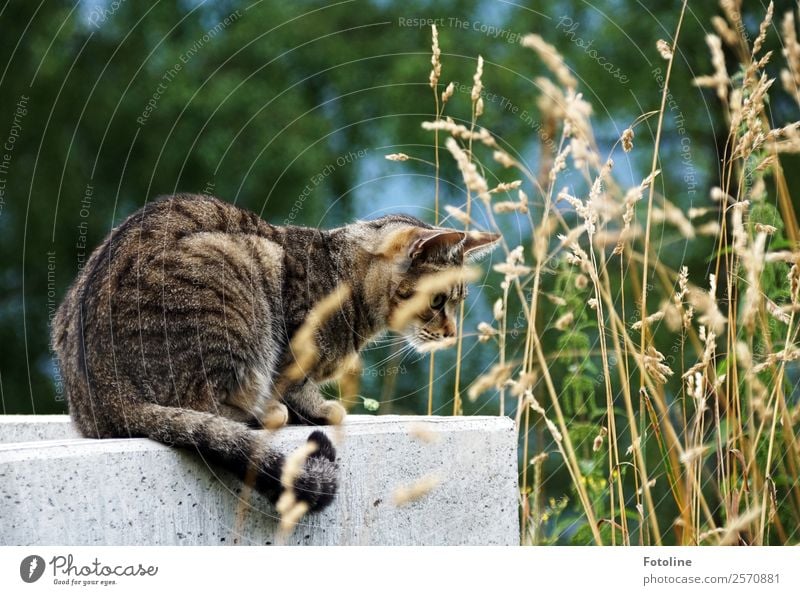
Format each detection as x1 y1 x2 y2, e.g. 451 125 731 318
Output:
0 415 80 443
0 415 519 545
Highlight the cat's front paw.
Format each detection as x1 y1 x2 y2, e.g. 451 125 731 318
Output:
320 400 346 425
286 399 347 426
261 401 289 429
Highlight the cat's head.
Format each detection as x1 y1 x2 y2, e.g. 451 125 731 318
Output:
354 214 500 351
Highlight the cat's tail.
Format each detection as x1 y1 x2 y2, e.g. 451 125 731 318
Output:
119 403 338 512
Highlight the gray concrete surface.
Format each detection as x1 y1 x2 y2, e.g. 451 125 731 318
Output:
0 415 519 545
0 415 80 443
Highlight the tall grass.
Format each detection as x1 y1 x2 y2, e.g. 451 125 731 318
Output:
408 1 800 545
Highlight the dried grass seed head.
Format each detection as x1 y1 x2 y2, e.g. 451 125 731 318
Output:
522 34 577 90
429 24 441 89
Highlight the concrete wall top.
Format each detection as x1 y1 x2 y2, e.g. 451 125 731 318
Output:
0 414 519 546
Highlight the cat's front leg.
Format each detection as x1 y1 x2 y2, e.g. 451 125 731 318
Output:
284 380 346 426
223 368 290 430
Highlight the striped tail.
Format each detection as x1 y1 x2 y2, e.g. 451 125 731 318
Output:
109 402 338 512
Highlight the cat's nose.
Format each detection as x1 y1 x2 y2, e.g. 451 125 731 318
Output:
443 319 456 338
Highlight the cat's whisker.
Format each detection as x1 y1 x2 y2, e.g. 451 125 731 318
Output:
364 346 409 369
369 341 417 368
396 339 429 367
359 335 411 352
403 347 429 367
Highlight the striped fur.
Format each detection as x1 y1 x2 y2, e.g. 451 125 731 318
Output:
52 193 498 512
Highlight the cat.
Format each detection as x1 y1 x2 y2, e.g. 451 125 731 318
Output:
52 193 499 512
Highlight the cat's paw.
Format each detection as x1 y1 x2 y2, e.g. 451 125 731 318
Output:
286 400 347 426
320 401 346 425
261 401 289 429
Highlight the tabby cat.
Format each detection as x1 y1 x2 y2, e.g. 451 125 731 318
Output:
52 193 499 512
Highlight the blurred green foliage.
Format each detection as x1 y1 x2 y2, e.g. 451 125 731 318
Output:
1 0 798 543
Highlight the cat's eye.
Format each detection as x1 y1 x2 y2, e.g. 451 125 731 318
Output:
430 293 447 310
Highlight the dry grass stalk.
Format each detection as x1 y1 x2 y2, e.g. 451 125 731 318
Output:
752 347 800 374
641 346 674 385
494 200 528 214
529 452 549 466
335 352 362 408
490 180 522 193
467 362 514 401
393 474 441 506
477 321 497 342
781 8 800 103
407 422 440 443
444 204 472 226
445 137 490 203
656 39 672 60
409 0 800 545
422 119 496 146
275 441 318 534
522 34 576 90
493 148 517 168
429 24 441 89
692 274 726 335
652 200 695 238
751 1 774 57
621 127 634 152
554 312 574 331
693 34 729 101
493 262 532 278
415 337 457 353
527 392 563 443
472 55 485 116
631 311 664 331
385 153 409 161
508 371 537 397
614 171 659 254
284 284 352 382
593 427 608 452
442 81 455 104
712 15 739 47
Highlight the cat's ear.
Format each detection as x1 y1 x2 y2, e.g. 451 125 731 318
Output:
414 229 501 262
377 226 500 262
462 231 501 262
376 227 464 261
407 229 465 260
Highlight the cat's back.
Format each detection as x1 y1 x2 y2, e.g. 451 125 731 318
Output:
114 192 272 246
52 194 281 353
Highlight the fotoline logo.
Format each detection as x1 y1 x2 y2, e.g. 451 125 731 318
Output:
20 555 46 583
